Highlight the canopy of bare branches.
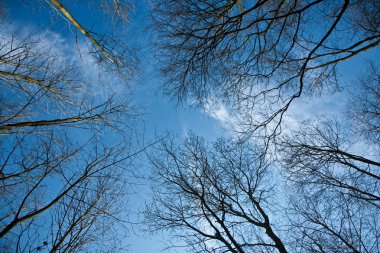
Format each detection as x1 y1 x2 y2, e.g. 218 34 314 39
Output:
153 0 380 138
144 0 380 252
0 1 138 252
1 0 379 252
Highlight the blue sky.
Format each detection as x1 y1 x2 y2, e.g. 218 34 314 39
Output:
2 0 229 140
2 1 379 252
1 1 228 252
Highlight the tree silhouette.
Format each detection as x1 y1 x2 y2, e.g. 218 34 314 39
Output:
153 0 380 139
145 135 288 253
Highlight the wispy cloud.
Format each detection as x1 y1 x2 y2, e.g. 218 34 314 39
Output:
1 19 131 100
205 101 232 126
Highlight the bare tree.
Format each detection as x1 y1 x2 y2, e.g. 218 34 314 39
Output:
0 32 132 135
0 132 135 252
279 120 380 206
145 135 288 253
0 1 141 251
346 60 380 143
277 120 379 251
47 172 128 253
145 112 380 253
46 0 136 78
0 34 81 130
152 0 380 139
277 63 380 252
286 188 379 253
149 3 380 250
145 128 379 252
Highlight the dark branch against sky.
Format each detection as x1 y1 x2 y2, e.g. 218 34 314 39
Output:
0 0 379 252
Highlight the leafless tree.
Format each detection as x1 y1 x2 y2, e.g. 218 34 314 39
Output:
149 3 380 249
277 64 380 252
346 60 380 143
0 34 80 130
152 0 380 139
47 173 128 253
278 120 379 252
46 0 136 78
0 132 137 252
145 135 288 253
0 1 141 251
0 29 134 135
286 188 379 253
145 128 379 252
145 88 380 253
279 119 380 206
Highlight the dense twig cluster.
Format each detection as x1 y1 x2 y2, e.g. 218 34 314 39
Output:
145 1 380 252
0 1 136 252
153 0 380 139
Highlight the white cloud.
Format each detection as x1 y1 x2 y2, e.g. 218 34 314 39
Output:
205 102 232 126
203 98 241 139
0 20 130 101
